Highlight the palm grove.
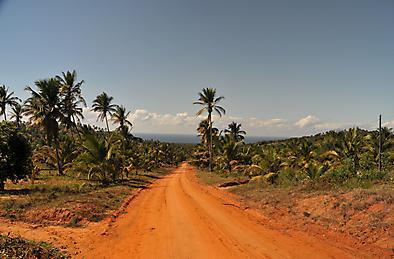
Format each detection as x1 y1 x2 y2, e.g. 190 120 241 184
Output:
1 77 393 190
192 88 394 186
0 71 187 190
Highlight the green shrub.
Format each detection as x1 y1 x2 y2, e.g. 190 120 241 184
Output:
0 122 32 190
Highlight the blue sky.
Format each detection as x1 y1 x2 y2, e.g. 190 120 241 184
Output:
0 0 393 136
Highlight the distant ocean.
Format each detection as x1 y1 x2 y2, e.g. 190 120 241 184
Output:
135 133 285 144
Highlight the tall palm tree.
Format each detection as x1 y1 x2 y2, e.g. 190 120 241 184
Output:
24 78 64 175
112 105 133 146
56 70 86 132
112 105 132 129
10 102 23 127
224 122 246 142
194 88 225 171
92 92 116 132
0 85 21 121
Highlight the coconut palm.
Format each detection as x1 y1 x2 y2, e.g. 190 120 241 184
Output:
259 146 282 183
112 105 133 130
224 122 246 142
194 88 225 171
24 78 64 175
112 105 133 147
56 70 86 132
10 102 23 127
197 119 219 147
365 127 394 170
339 127 364 172
77 134 116 183
220 135 240 173
92 92 116 132
0 85 21 121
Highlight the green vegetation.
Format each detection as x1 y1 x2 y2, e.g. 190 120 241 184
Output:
0 122 32 190
0 85 21 121
0 70 188 188
192 89 394 189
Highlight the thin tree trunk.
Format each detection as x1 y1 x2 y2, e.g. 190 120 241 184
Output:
105 115 110 132
54 138 63 175
208 112 213 172
72 117 82 140
3 111 6 121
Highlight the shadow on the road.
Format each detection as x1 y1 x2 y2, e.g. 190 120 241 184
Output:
141 174 162 180
0 189 30 195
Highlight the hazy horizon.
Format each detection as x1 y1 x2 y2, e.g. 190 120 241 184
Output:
1 0 393 136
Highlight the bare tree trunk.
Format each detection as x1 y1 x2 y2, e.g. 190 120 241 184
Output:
72 117 82 140
54 138 63 175
105 115 110 133
208 112 213 172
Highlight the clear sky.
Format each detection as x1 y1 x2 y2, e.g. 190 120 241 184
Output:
0 0 393 136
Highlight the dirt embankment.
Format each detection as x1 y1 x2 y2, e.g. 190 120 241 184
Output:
219 178 393 255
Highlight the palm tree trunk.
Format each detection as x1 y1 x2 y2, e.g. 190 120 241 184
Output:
208 112 213 172
72 117 82 140
105 115 110 132
54 138 63 175
3 111 6 121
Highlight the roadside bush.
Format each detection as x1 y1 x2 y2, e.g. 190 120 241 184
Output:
0 122 32 190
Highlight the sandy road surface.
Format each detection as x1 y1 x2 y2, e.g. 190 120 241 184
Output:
76 163 364 259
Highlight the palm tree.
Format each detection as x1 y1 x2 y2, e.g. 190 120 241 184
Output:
259 146 282 183
0 85 21 121
220 135 240 173
10 102 23 127
194 88 225 171
225 122 246 142
24 78 64 175
112 105 133 129
56 70 86 132
365 127 394 170
77 134 116 183
197 119 219 146
112 105 133 146
339 127 364 173
92 92 116 132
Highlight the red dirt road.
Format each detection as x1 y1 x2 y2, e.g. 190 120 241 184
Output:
1 163 388 258
78 163 365 258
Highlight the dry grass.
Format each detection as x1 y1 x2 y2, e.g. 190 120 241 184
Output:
0 234 67 258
